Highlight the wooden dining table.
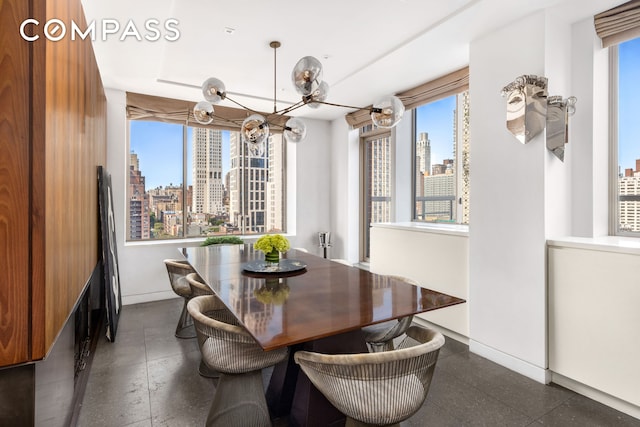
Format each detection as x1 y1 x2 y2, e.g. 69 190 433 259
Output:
181 244 465 426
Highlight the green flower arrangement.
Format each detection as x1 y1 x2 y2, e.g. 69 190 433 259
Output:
254 234 290 255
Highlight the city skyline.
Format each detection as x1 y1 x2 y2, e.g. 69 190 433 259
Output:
129 121 231 190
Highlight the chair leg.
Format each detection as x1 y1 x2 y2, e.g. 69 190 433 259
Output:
206 370 271 427
199 359 220 378
175 298 196 339
368 340 394 353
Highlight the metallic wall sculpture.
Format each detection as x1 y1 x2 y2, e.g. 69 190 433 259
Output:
501 75 548 144
501 75 577 162
546 96 577 161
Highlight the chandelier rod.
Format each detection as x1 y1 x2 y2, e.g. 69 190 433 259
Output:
271 41 280 114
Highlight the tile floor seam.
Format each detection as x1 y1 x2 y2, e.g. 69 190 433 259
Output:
143 331 154 427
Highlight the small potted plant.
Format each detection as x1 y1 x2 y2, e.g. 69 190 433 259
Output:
200 236 244 246
254 234 290 264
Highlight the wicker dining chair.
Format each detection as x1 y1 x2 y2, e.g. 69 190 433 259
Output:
294 325 444 427
185 272 224 378
163 259 197 339
361 275 417 352
188 295 289 427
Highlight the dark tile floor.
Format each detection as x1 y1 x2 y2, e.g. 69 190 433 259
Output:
77 298 640 427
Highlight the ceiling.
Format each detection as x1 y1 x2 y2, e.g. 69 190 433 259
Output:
80 0 622 121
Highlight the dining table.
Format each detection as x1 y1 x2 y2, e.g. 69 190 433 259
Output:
180 244 465 426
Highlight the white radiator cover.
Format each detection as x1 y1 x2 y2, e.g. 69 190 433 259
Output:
548 243 640 409
369 224 469 337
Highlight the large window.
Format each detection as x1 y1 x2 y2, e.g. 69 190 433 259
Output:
413 90 470 224
613 36 640 236
362 129 393 260
128 121 285 241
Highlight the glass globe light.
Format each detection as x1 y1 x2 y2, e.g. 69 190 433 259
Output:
193 101 214 125
241 114 269 146
284 118 307 143
202 77 226 104
307 81 329 109
248 141 265 157
371 95 405 128
291 56 323 96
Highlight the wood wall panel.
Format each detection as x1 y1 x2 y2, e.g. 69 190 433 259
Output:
39 0 107 357
0 0 32 365
0 0 106 365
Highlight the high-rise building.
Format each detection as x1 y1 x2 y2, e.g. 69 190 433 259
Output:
229 132 272 233
460 90 471 225
416 132 431 175
368 136 392 224
415 132 430 219
192 128 224 215
267 134 284 232
424 174 455 221
619 159 640 232
128 153 150 240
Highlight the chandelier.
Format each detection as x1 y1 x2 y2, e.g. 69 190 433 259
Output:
192 41 405 146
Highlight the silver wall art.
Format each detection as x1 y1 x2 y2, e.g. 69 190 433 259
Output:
545 95 577 161
501 75 577 161
501 75 548 144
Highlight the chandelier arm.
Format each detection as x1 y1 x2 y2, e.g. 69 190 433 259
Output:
211 113 244 127
273 100 307 116
223 94 267 116
311 100 380 113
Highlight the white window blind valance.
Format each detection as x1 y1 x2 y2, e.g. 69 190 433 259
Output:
594 0 640 48
125 92 289 131
345 67 469 129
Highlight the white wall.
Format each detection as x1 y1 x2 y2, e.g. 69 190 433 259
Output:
105 88 331 304
329 119 360 262
469 11 549 382
570 18 611 237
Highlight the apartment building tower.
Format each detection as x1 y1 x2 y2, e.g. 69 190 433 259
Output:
192 127 224 215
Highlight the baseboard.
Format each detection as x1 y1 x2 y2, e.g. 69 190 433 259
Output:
413 317 469 345
551 372 640 420
469 340 550 384
121 290 177 306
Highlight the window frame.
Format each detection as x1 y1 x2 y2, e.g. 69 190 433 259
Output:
609 38 640 238
359 126 393 262
410 89 470 225
126 119 287 242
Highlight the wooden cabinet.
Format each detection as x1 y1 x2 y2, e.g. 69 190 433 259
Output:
0 0 106 367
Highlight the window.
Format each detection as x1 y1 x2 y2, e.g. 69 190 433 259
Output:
613 36 640 235
361 128 393 260
128 121 285 241
413 90 470 224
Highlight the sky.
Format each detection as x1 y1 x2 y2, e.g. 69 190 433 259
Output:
131 37 639 187
415 96 457 166
618 37 640 171
130 122 231 189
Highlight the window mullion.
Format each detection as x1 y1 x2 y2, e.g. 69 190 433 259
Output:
609 45 619 235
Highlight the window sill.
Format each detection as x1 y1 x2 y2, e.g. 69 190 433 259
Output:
124 233 296 247
547 236 640 255
371 221 469 237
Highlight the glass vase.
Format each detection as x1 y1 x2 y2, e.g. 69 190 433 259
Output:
265 249 280 264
